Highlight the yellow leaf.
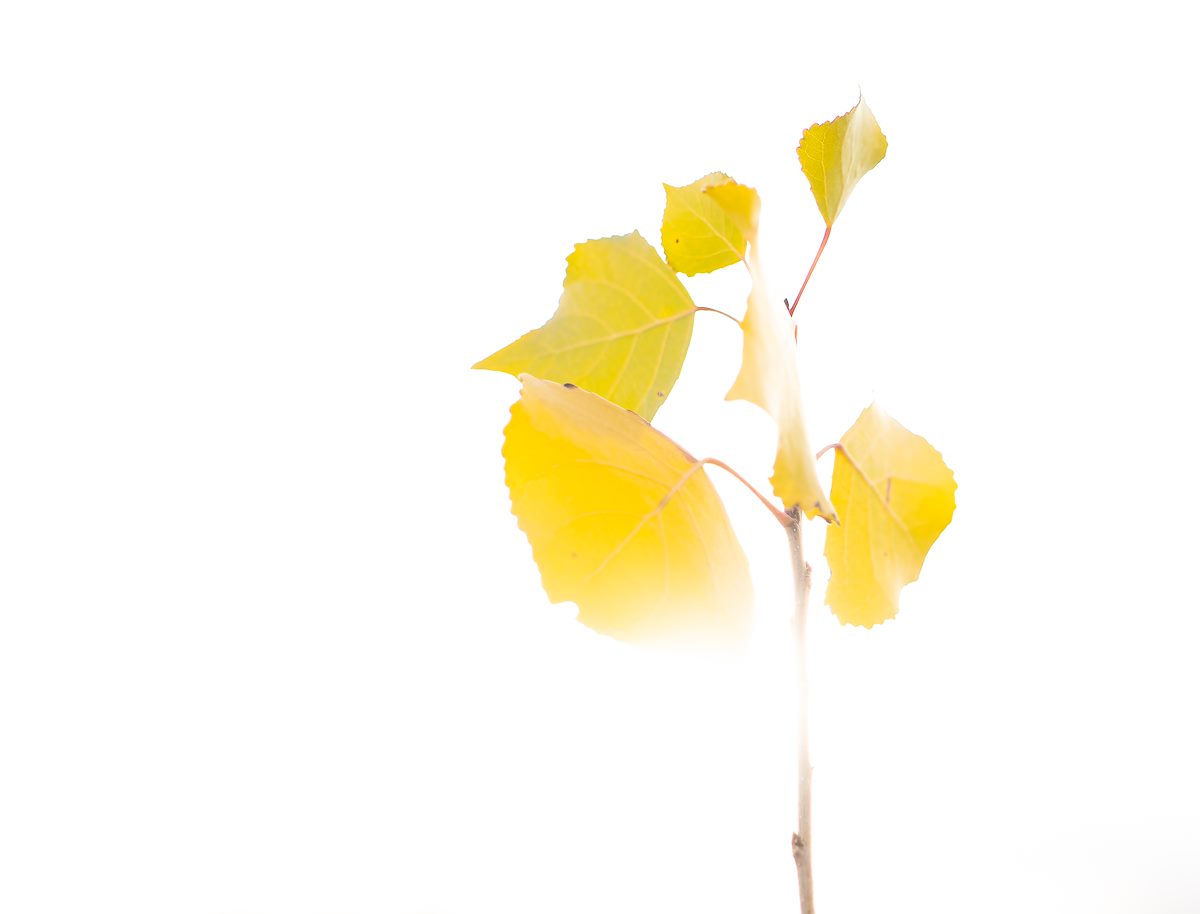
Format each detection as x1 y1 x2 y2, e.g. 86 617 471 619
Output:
726 250 834 521
798 96 888 227
824 404 956 627
504 375 752 644
661 173 760 275
474 233 696 421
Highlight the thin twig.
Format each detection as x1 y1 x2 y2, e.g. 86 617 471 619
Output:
786 509 816 914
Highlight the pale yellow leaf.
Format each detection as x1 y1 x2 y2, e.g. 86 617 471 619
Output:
474 233 695 420
504 375 752 644
824 404 957 626
661 173 760 275
705 179 760 243
798 96 888 226
726 251 834 521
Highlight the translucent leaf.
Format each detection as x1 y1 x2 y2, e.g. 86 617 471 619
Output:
726 250 835 521
824 404 957 626
474 233 696 420
797 96 888 227
504 375 752 643
661 173 760 275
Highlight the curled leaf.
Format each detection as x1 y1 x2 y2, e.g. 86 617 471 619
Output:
661 173 760 275
474 233 695 421
726 250 834 521
824 404 956 626
504 375 752 644
798 96 888 226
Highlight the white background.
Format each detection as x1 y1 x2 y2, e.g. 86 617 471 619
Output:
2 1 1198 912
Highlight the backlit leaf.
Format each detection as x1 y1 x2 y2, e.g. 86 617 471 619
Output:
504 374 752 643
474 233 696 420
726 250 834 521
798 96 888 227
661 173 761 275
824 404 956 626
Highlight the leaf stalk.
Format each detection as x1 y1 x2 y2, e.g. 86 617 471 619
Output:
789 225 832 315
694 305 743 326
700 458 791 527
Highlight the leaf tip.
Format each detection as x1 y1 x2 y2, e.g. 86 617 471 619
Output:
472 349 505 374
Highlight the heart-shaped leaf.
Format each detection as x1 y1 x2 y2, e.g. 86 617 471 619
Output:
503 375 753 643
475 233 696 420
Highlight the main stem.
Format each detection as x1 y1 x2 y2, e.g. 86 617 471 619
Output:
786 510 815 914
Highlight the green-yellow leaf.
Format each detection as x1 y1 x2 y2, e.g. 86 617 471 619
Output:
824 404 956 627
474 232 696 421
504 374 752 644
661 173 760 275
726 250 834 521
798 96 888 227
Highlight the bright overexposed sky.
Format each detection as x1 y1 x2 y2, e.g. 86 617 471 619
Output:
2 1 1198 912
